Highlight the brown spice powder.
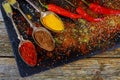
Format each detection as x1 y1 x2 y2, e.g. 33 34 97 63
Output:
34 30 55 51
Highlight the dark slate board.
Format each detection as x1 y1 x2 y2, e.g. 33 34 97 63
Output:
0 0 120 77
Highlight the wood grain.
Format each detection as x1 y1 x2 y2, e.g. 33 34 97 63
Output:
0 23 13 56
0 58 119 80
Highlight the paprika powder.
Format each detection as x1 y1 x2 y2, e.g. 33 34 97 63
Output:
19 41 37 67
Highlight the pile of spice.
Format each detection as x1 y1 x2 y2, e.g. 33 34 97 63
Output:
41 13 64 32
34 28 55 51
12 0 120 66
19 41 37 66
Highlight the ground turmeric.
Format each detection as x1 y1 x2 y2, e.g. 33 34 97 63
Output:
41 14 64 32
8 0 16 5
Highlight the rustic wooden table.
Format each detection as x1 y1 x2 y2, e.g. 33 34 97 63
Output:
0 13 120 80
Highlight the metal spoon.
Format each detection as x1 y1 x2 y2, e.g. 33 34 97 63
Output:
2 1 37 67
9 0 55 51
25 0 64 32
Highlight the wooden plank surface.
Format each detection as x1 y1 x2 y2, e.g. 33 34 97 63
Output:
0 58 119 80
0 22 13 56
0 16 120 79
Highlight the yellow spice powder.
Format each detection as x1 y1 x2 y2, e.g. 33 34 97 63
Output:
2 2 12 14
42 14 64 32
8 0 16 5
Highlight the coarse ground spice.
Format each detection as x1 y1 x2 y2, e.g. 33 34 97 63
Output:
34 30 55 51
41 13 64 32
13 0 120 65
19 41 37 67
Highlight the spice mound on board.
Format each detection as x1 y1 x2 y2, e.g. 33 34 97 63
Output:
41 14 64 32
19 41 37 67
34 29 55 51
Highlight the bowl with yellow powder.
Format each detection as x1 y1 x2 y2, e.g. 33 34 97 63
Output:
41 11 64 32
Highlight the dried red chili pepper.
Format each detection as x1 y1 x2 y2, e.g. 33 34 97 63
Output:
47 4 82 19
38 0 81 19
64 0 102 22
82 0 120 15
76 7 102 22
19 41 37 67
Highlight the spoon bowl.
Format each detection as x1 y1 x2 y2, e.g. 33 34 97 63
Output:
18 40 37 67
33 27 55 51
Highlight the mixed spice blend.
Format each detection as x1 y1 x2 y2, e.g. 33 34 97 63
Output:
12 0 120 66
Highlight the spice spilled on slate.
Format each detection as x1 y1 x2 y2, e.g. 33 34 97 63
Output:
2 1 37 67
8 0 55 51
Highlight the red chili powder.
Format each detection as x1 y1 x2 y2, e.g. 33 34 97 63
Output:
19 41 37 67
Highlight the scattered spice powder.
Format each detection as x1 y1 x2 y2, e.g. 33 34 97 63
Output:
19 41 37 67
34 30 55 51
12 0 120 65
26 27 33 36
41 14 64 32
